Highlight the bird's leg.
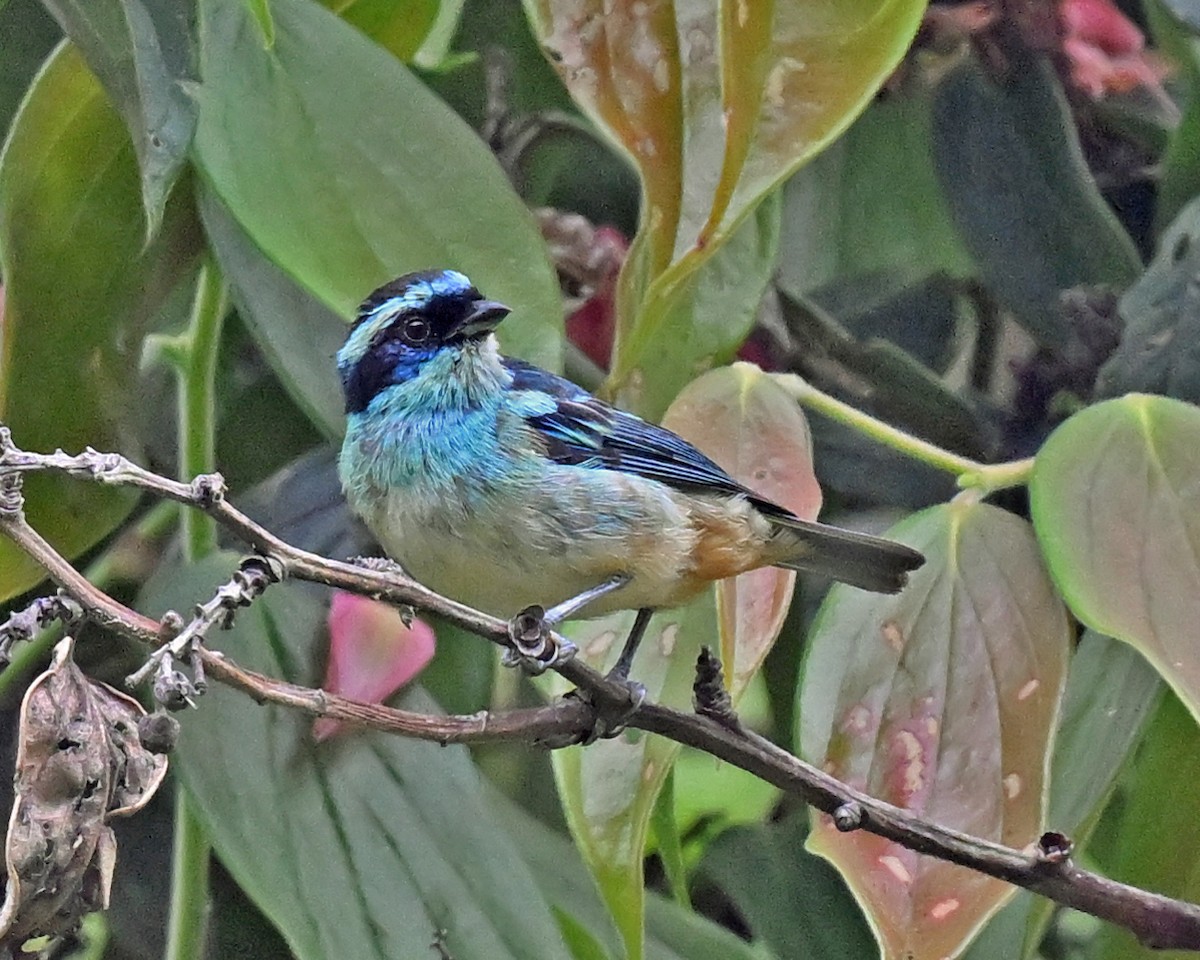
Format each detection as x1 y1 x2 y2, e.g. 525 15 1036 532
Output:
571 607 652 745
608 607 653 681
503 574 630 675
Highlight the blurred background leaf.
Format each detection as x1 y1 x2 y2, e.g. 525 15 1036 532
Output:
141 554 572 960
932 41 1142 345
0 41 200 603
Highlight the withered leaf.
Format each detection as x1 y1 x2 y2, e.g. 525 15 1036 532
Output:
0 638 168 949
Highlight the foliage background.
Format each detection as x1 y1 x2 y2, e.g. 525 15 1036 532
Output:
2 0 1200 959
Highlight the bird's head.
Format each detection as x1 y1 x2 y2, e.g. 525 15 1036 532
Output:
337 269 511 414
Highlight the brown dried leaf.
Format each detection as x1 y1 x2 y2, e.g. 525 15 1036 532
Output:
0 638 167 947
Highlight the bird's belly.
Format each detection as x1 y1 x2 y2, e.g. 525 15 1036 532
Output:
364 470 706 618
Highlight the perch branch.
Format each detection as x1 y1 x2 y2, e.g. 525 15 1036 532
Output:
2 431 1199 950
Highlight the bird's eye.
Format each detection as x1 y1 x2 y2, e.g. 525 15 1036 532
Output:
403 318 430 343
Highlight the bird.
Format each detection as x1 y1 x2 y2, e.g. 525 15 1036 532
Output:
336 269 924 688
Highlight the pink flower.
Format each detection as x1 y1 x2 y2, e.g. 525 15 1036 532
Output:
313 591 436 741
1060 0 1167 99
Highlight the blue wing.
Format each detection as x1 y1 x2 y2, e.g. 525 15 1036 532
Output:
503 358 789 517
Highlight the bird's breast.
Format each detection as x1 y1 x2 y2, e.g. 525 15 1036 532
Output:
341 407 778 618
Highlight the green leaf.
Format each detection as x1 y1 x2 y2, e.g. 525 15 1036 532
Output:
963 632 1162 960
193 0 562 371
323 0 438 61
1031 393 1200 723
931 49 1141 344
701 812 876 960
523 0 926 417
798 502 1070 960
610 187 781 420
1096 198 1200 404
1092 692 1200 960
0 41 200 602
198 186 346 438
493 788 766 960
39 0 198 236
140 553 570 960
0 0 60 141
551 595 719 960
649 769 689 908
779 83 974 296
1160 0 1200 34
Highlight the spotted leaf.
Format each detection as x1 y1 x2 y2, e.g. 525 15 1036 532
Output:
798 501 1070 960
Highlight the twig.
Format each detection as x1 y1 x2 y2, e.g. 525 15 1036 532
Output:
3 431 1200 950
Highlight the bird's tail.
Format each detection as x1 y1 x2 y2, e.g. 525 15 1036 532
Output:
768 516 924 594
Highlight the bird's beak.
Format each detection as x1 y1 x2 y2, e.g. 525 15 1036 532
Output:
457 299 512 338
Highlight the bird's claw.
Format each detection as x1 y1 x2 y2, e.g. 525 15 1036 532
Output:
570 678 647 746
503 604 576 675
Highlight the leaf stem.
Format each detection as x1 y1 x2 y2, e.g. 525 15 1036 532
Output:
770 373 1034 494
165 256 227 960
165 791 212 960
177 258 228 562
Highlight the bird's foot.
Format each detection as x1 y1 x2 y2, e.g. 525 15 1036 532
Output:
571 676 647 745
502 604 577 675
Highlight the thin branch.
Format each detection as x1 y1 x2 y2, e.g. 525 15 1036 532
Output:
2 431 1200 950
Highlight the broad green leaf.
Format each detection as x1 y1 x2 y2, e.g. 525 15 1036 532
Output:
193 0 561 370
140 553 570 960
798 502 1070 960
700 812 876 960
0 42 200 602
1096 199 1200 404
198 186 346 438
1092 692 1200 960
1031 394 1200 723
663 363 819 688
931 49 1141 344
492 787 765 960
552 595 719 960
523 0 926 417
779 83 974 296
39 0 197 236
963 632 1162 960
323 0 438 61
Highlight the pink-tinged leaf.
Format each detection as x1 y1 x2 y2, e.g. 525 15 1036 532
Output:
525 0 926 418
799 502 1070 960
549 365 817 959
662 363 820 695
313 591 435 741
1030 394 1200 724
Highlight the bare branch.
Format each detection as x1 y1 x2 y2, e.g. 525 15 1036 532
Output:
3 428 1200 950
